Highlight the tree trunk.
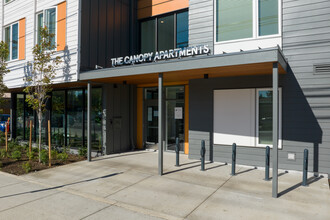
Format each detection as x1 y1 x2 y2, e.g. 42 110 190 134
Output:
38 112 42 163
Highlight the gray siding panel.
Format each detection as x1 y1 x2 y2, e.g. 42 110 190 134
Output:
189 0 213 53
189 0 330 173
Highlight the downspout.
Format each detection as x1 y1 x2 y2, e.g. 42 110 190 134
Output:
77 0 82 80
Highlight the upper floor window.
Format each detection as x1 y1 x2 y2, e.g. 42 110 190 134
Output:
4 22 19 61
37 7 56 47
216 0 279 42
140 10 188 53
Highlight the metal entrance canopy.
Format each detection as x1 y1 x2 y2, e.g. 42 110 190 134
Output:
84 47 289 198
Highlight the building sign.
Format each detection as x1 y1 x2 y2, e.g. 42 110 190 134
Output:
110 45 210 67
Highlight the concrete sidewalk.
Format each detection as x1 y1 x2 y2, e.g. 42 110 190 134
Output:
0 151 329 220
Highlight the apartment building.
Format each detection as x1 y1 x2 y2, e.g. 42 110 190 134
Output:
2 0 330 186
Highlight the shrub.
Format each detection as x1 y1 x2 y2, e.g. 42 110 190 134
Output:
8 139 18 151
26 151 35 160
23 144 30 151
78 147 87 157
22 162 32 174
57 152 68 162
0 149 8 158
32 147 39 153
40 149 48 164
51 150 57 160
0 161 3 168
11 150 22 160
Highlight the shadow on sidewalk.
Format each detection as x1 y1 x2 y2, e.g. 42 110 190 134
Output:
278 175 324 197
164 162 227 175
0 172 122 199
92 151 151 162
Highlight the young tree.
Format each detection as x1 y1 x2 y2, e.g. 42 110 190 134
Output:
24 27 62 162
0 41 10 102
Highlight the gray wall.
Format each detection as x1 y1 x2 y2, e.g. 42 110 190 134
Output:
189 0 214 54
189 74 325 173
282 0 330 173
188 0 330 174
102 84 136 154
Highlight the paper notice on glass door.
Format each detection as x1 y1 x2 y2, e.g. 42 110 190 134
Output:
175 107 183 119
148 107 152 122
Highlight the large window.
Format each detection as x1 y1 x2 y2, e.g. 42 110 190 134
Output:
213 88 281 148
216 0 279 42
52 91 65 146
140 10 188 53
4 22 19 60
37 7 56 47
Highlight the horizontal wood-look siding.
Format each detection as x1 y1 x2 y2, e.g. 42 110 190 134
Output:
189 0 213 54
282 0 330 174
138 0 189 19
189 0 330 174
3 0 79 89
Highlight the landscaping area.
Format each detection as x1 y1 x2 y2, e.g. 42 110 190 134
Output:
0 135 87 175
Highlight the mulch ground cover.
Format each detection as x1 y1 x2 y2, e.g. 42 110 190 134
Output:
0 146 86 176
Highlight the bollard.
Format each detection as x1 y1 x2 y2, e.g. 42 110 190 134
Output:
231 143 236 176
265 146 270 181
200 140 206 171
302 149 309 186
175 137 180 167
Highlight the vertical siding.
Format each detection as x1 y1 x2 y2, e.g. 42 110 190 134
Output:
189 0 213 54
3 0 79 89
80 0 133 71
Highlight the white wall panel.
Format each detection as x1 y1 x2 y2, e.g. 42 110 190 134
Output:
213 89 256 146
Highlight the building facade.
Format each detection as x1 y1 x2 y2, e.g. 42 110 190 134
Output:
2 0 330 179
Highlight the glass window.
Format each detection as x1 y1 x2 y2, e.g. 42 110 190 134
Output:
4 22 19 61
52 91 65 147
37 13 44 45
12 23 18 60
4 26 11 61
24 105 35 141
91 88 102 151
67 90 84 148
45 8 56 47
259 0 278 36
141 19 156 53
258 90 273 145
16 94 24 140
37 8 56 47
176 11 189 48
157 14 174 51
216 0 253 42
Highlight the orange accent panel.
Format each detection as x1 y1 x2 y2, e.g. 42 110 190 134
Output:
57 1 66 51
19 18 26 60
138 0 189 19
184 85 189 155
137 88 144 149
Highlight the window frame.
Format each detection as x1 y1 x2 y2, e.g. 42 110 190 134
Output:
36 7 58 49
3 21 20 62
213 87 282 149
255 88 282 148
139 9 189 53
214 0 282 45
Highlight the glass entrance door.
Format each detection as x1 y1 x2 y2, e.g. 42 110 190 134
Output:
144 86 185 152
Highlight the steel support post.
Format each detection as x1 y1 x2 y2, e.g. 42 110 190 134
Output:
302 149 309 186
87 82 92 162
158 73 164 175
272 62 279 198
265 146 270 181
